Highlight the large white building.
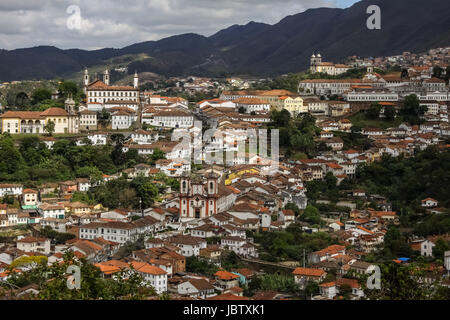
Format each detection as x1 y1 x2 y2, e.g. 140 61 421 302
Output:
233 97 271 114
343 90 399 102
84 68 140 112
130 129 160 145
310 53 350 76
0 184 23 197
142 107 194 128
111 108 137 130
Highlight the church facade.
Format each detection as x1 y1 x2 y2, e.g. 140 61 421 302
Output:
310 53 350 76
179 172 220 221
84 68 140 112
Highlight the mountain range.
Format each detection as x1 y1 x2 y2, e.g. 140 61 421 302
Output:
0 0 449 82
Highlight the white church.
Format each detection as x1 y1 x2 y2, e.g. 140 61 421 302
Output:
310 53 350 76
84 68 140 112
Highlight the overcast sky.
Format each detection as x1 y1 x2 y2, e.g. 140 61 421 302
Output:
0 0 359 51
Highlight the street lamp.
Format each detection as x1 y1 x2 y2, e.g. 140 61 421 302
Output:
140 197 143 217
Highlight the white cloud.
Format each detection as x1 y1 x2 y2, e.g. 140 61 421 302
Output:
0 0 344 50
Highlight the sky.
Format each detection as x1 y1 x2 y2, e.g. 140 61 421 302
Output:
0 0 360 51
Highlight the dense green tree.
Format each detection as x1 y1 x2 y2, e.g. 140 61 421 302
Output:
384 106 396 120
432 238 450 261
186 256 220 276
399 94 427 125
58 81 78 98
300 205 323 225
15 92 30 107
285 203 300 216
366 103 382 119
44 120 55 136
362 262 442 300
31 88 52 105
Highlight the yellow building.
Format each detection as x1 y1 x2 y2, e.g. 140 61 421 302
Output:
278 96 306 116
0 108 71 134
225 167 260 185
257 90 306 116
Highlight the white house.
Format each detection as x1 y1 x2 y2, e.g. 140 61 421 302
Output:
22 189 38 206
142 107 194 128
111 110 136 130
0 184 23 197
131 129 159 145
16 236 51 255
87 133 108 145
177 278 216 299
421 198 438 208
131 261 167 294
167 236 207 257
39 203 65 219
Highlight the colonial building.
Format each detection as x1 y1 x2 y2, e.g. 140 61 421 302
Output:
310 53 350 75
111 108 137 130
0 107 73 134
84 68 140 112
232 97 270 114
141 107 194 128
179 171 220 221
78 110 98 131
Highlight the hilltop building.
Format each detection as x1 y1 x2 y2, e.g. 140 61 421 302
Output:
84 68 140 112
310 53 350 76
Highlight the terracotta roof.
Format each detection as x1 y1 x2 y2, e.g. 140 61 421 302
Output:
40 107 68 116
292 267 326 277
17 236 48 243
131 261 167 275
184 278 214 291
215 270 240 280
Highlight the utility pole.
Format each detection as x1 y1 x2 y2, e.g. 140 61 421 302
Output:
140 198 143 217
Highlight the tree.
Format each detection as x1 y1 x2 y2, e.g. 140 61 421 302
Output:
400 94 427 125
362 262 441 300
31 88 52 105
151 148 165 162
351 125 362 134
432 238 450 261
110 133 127 166
366 103 382 119
186 256 219 276
339 283 353 299
97 108 111 128
432 66 444 79
285 203 300 216
300 205 322 225
15 92 30 107
44 120 55 136
271 109 291 128
131 177 159 208
401 68 409 79
58 81 78 98
384 106 396 120
304 281 319 299
0 134 26 179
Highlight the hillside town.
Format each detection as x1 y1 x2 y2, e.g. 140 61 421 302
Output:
0 47 449 301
